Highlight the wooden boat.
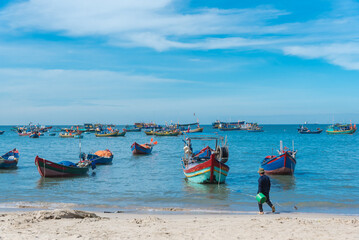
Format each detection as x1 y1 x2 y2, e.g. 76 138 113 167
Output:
29 132 40 138
95 131 119 137
298 125 322 134
0 131 4 135
59 132 75 138
154 130 180 136
326 123 356 134
181 127 204 134
131 139 157 155
35 156 91 177
123 127 141 132
144 130 155 135
0 149 19 168
116 131 126 136
261 141 297 175
84 149 113 165
182 136 229 184
219 126 242 131
18 132 31 136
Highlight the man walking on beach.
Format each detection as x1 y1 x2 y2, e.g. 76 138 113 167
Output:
257 168 275 215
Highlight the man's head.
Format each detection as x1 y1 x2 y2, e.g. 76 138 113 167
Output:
258 168 265 175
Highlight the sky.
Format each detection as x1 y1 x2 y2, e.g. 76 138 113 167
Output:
0 0 358 125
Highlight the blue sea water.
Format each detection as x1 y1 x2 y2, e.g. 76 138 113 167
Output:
0 125 358 214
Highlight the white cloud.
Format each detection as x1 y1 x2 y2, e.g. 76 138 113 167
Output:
0 0 287 51
283 43 359 70
1 0 359 70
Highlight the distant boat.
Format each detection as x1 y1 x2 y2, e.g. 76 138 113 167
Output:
261 141 297 175
49 132 56 136
0 131 4 135
0 149 19 169
326 123 356 135
123 126 141 132
182 135 229 183
154 130 180 136
74 134 83 139
298 125 322 134
59 132 75 138
35 156 93 177
95 131 119 137
116 131 126 136
144 130 155 135
29 132 40 138
18 132 32 136
84 149 113 165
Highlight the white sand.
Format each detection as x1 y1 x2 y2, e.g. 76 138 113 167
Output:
0 209 357 240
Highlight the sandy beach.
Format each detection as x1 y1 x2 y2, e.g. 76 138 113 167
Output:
0 209 357 240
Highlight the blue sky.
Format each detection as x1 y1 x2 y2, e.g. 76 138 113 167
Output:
0 0 358 125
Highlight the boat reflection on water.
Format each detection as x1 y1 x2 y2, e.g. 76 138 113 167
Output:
270 175 296 190
36 174 94 189
183 179 231 202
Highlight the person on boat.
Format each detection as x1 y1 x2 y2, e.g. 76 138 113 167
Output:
257 168 275 215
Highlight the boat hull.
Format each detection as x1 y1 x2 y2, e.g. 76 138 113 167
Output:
35 156 89 177
298 130 322 134
86 154 113 165
183 155 229 184
261 152 296 175
95 132 120 137
131 142 153 154
0 149 19 169
326 129 356 134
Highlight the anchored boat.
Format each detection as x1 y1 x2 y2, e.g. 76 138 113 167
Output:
261 141 297 175
182 135 229 184
0 149 19 169
326 123 356 134
35 156 93 177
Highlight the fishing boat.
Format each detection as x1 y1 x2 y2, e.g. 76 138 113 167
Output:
0 149 19 168
116 131 126 136
298 125 322 134
82 149 113 165
154 130 180 136
49 132 56 136
326 123 356 135
131 139 157 155
123 126 141 132
144 130 155 135
218 121 244 131
59 132 75 138
18 131 32 136
29 132 40 138
247 123 264 132
182 135 229 184
0 131 4 135
261 141 297 175
35 156 93 177
95 131 119 137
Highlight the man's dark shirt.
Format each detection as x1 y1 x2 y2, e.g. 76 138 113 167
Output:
258 175 271 195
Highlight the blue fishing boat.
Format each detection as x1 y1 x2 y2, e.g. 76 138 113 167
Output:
261 141 297 175
0 131 4 135
298 125 322 134
29 132 40 138
131 139 157 155
0 149 19 168
82 149 113 165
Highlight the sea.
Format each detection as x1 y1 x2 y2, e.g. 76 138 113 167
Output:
0 125 358 215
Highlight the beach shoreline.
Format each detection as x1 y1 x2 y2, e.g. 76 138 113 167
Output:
0 208 357 240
